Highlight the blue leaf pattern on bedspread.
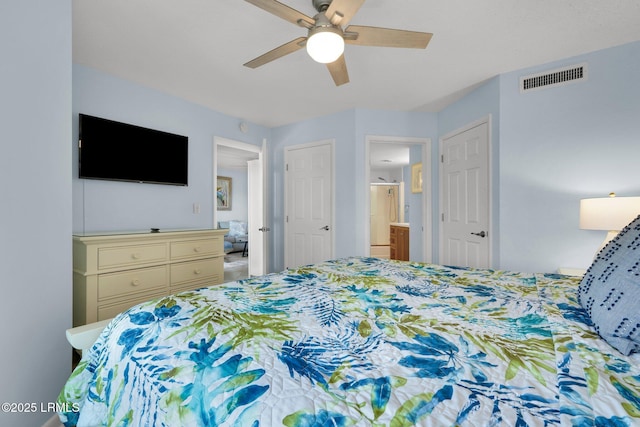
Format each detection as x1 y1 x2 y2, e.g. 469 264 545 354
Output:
58 257 640 426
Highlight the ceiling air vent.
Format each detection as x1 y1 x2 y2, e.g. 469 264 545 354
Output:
520 62 587 93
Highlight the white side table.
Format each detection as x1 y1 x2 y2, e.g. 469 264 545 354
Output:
557 267 587 277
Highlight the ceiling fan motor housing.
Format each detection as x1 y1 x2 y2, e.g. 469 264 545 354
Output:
312 0 332 13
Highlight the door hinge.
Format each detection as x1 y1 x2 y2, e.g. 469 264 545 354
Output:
286 163 289 172
286 215 288 223
78 139 82 148
441 213 444 222
441 154 444 163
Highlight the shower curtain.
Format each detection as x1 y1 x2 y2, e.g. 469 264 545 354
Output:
370 184 400 245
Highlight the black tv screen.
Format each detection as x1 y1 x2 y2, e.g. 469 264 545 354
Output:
79 114 188 186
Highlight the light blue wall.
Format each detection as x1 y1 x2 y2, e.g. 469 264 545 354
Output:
435 41 640 273
73 65 268 233
269 109 438 272
0 2 72 426
72 38 640 276
498 40 640 272
72 70 436 272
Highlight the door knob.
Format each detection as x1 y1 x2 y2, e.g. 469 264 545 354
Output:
470 231 487 238
258 227 271 232
320 225 330 231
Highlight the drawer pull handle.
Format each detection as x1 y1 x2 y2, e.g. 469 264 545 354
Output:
194 269 201 275
131 279 141 286
131 253 141 260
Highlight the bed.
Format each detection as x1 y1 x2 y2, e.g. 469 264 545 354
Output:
58 221 640 426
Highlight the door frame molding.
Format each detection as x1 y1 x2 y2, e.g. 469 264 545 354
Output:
284 139 335 269
213 136 266 272
364 135 432 263
438 115 493 267
212 136 262 227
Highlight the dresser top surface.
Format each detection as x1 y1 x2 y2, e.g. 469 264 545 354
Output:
74 228 226 240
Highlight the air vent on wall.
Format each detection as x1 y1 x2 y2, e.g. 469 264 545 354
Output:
520 62 587 93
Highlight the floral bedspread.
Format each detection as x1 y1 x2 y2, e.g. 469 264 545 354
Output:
58 257 640 426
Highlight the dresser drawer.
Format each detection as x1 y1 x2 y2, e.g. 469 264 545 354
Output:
171 257 223 286
98 243 167 270
98 266 168 300
97 290 166 321
171 237 222 260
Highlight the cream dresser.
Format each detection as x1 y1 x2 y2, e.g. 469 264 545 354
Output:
73 229 227 326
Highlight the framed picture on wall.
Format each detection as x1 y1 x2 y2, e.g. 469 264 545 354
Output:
411 162 423 193
216 176 232 210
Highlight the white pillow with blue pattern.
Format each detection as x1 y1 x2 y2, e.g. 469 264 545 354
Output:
578 214 640 355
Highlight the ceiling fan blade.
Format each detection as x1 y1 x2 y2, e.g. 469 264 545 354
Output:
245 0 315 27
244 37 307 68
324 0 366 26
326 54 349 86
345 25 433 49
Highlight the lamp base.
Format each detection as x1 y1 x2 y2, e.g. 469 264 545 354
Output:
595 230 619 255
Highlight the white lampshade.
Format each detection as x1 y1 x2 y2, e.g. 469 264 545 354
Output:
580 193 640 253
580 194 640 231
306 28 344 64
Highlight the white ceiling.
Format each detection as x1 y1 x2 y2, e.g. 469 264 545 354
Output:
217 144 260 170
370 143 410 170
73 0 640 128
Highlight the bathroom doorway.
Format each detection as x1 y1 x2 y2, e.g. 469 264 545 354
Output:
370 182 403 258
365 136 432 263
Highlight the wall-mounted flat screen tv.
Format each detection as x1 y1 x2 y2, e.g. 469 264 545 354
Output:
79 114 188 186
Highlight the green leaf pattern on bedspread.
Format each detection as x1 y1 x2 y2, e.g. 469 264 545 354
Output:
58 257 640 426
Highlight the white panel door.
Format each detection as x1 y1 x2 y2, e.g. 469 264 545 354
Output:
441 121 490 268
285 142 333 269
247 158 265 276
213 137 267 276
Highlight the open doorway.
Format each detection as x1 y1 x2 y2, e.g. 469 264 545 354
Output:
370 182 404 258
213 137 262 282
365 136 432 263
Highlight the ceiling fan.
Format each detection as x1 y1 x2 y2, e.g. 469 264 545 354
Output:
243 0 433 86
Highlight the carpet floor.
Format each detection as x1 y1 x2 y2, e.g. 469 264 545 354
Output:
224 251 249 282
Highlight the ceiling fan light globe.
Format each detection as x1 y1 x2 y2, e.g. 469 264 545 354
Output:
306 30 344 63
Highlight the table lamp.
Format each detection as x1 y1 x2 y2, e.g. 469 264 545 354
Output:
580 192 640 254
